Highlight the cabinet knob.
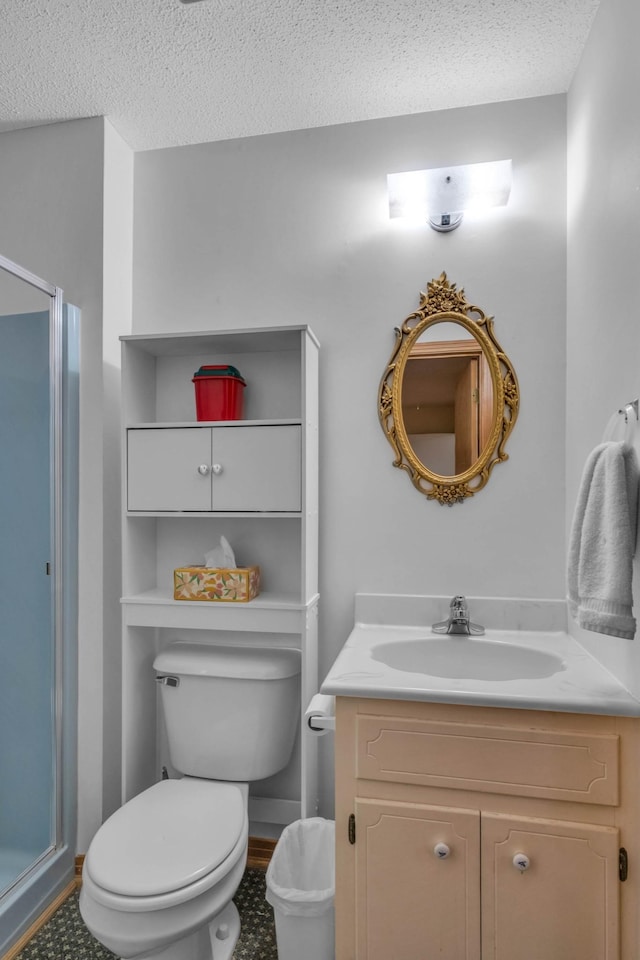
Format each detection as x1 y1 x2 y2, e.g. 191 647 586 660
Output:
513 853 530 872
434 843 451 859
197 464 210 476
211 463 223 475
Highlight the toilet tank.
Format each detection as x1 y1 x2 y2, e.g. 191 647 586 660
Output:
153 642 301 781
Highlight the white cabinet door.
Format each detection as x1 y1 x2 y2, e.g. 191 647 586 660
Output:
127 425 301 512
211 425 300 511
127 428 212 511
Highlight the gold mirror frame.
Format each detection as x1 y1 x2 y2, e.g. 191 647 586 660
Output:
378 272 519 505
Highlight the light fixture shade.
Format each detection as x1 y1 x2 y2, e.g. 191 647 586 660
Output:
387 159 512 222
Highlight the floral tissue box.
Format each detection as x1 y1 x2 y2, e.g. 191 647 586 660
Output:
173 565 260 602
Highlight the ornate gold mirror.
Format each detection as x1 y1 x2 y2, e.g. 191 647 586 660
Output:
379 273 519 504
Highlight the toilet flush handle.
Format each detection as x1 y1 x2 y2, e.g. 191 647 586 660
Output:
156 675 180 688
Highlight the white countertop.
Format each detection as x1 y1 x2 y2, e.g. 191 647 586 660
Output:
321 618 640 717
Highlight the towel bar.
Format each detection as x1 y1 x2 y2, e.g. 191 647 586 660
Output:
619 399 639 423
603 398 639 449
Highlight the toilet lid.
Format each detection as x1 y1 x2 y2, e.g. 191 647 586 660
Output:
86 779 246 897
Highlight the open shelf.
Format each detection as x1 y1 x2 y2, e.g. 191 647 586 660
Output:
125 418 302 429
121 588 317 633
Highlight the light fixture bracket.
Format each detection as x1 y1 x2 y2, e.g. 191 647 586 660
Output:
428 212 464 233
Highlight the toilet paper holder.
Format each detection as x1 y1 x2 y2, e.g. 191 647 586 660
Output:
305 694 336 734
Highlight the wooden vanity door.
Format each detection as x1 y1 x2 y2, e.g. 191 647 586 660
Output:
354 798 481 960
481 813 620 960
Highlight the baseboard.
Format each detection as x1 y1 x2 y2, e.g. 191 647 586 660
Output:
1 879 76 960
247 836 276 870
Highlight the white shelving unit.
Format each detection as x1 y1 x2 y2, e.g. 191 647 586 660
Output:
120 325 319 833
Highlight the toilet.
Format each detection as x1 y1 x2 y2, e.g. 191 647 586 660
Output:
79 642 301 960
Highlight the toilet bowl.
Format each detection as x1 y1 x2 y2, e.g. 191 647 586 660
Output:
80 643 301 960
79 778 249 960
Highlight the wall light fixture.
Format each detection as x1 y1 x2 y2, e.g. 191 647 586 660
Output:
387 159 512 232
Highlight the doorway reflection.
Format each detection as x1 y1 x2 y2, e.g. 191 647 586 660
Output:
402 324 494 476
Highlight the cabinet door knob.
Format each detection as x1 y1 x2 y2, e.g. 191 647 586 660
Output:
197 464 210 476
434 843 451 859
211 463 223 475
513 853 530 872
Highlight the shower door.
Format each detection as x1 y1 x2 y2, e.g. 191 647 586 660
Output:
0 305 54 898
0 254 78 949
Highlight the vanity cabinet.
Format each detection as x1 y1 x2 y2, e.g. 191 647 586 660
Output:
335 698 640 959
120 326 319 831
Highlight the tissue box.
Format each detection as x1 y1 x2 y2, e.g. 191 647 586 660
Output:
173 565 260 602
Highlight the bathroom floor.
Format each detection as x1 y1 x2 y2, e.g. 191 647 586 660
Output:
14 869 278 960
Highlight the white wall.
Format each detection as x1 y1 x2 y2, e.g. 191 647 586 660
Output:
0 117 134 851
566 0 640 694
133 95 567 812
102 122 134 820
0 118 106 851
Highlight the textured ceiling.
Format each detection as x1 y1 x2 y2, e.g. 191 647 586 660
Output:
0 0 601 152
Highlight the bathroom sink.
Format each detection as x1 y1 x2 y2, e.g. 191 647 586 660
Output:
370 637 566 681
320 596 640 713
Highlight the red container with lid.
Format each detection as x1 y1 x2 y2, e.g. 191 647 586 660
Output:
192 365 246 421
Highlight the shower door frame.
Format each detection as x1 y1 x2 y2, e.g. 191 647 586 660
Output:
0 252 77 954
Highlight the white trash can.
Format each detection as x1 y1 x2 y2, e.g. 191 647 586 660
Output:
265 818 335 960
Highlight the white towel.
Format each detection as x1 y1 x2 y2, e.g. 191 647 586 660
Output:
567 441 639 639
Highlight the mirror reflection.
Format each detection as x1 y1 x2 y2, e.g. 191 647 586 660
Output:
379 273 519 505
402 323 494 476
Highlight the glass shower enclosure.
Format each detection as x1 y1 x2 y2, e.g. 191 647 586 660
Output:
0 253 78 955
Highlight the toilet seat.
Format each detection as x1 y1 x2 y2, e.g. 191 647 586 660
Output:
85 779 246 898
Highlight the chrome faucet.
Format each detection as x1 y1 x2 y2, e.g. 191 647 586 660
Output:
432 595 485 636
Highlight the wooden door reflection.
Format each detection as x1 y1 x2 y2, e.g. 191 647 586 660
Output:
402 339 493 476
